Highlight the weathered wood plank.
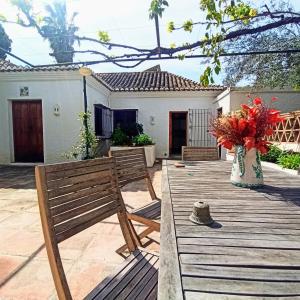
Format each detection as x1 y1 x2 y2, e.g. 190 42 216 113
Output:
175 219 300 229
184 291 267 300
158 160 183 300
182 277 300 296
181 264 300 281
177 237 300 249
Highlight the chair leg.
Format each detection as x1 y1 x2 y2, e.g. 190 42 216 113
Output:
116 226 155 254
128 220 142 247
145 176 157 200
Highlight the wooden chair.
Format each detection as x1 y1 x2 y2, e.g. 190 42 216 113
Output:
109 148 161 250
35 157 159 300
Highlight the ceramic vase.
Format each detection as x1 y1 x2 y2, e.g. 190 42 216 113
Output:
231 145 264 188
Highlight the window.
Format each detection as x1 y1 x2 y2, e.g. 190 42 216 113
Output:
113 109 138 132
94 104 112 138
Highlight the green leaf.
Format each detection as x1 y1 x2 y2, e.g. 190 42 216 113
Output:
170 42 176 48
97 31 110 43
177 54 185 61
183 19 193 33
214 65 221 75
167 21 174 33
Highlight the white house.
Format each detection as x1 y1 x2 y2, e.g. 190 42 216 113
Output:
0 61 299 164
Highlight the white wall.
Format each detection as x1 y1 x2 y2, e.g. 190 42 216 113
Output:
109 91 220 158
213 88 300 114
0 71 110 164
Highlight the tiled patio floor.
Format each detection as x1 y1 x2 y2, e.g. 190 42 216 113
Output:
0 163 161 300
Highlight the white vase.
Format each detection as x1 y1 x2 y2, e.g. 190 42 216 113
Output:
230 145 264 188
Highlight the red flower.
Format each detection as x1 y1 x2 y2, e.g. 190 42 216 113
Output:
265 128 274 136
244 137 255 151
220 140 233 150
238 118 247 133
241 104 250 110
209 96 285 154
253 97 262 105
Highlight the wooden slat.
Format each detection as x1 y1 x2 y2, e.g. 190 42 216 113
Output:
47 161 115 181
54 200 119 235
177 237 300 249
52 194 117 225
181 265 300 281
48 175 113 199
158 160 183 300
182 277 300 296
45 157 114 173
49 183 115 209
47 169 112 189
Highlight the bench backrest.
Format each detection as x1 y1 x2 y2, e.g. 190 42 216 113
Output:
109 148 148 187
35 157 136 300
182 146 219 161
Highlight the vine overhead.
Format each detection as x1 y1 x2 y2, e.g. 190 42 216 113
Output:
1 0 300 86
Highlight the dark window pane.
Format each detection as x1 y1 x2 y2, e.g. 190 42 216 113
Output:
113 110 137 134
94 105 112 138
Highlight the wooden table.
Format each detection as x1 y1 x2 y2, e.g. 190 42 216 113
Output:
158 160 300 300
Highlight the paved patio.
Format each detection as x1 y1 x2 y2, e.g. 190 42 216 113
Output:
0 164 161 300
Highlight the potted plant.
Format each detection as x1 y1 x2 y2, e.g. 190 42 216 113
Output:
210 97 284 187
132 133 155 167
110 126 155 167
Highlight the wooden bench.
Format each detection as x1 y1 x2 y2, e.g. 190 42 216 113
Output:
35 157 159 300
182 146 219 161
109 148 161 250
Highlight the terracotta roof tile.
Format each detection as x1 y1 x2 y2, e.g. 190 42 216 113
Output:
95 71 224 92
0 60 225 92
0 59 79 72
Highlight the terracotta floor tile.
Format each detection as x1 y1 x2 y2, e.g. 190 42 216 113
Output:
0 258 72 300
0 212 39 230
0 230 44 257
0 255 27 284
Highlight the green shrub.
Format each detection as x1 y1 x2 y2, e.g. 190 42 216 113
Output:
260 145 283 163
278 153 300 170
111 128 129 145
64 112 99 160
133 133 153 146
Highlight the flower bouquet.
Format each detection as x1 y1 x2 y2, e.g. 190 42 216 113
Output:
210 97 284 187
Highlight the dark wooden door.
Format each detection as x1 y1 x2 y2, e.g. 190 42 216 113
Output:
170 112 187 155
12 101 44 162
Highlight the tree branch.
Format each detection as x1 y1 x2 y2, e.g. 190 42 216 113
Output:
172 10 300 31
50 16 300 69
74 35 152 53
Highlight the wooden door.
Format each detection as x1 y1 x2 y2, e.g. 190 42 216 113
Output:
12 101 44 162
169 112 188 155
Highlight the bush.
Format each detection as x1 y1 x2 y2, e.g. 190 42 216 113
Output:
111 128 129 145
278 153 300 170
133 133 153 146
260 145 283 163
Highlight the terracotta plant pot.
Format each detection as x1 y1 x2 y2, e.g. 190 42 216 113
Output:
231 145 264 188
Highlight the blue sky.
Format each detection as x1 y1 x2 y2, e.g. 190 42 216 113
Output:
1 0 299 84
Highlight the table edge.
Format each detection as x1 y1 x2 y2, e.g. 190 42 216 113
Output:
158 160 184 300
